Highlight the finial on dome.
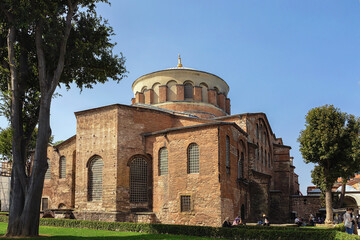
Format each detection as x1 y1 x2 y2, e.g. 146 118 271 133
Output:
177 54 183 67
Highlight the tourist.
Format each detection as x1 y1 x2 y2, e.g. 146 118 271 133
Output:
263 216 270 226
295 217 302 227
222 217 232 227
344 208 354 234
232 216 240 226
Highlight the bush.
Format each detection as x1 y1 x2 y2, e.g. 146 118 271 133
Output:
0 215 358 239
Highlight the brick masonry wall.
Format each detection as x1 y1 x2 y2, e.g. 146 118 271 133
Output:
291 196 322 220
43 138 76 209
218 125 249 224
146 126 222 226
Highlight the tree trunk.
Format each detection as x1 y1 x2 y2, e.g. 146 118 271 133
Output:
325 187 334 224
338 181 346 208
6 96 51 237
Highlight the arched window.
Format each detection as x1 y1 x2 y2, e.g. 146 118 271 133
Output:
141 87 147 103
152 83 160 104
130 157 148 203
166 81 177 101
200 83 208 102
59 156 66 179
256 124 259 139
45 158 51 180
187 143 199 173
268 153 271 167
88 156 104 201
159 147 168 175
184 83 193 100
261 147 263 164
226 136 230 174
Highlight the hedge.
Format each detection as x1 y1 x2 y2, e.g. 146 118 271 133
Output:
0 215 358 240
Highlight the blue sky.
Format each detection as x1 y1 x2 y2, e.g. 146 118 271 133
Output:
1 0 360 194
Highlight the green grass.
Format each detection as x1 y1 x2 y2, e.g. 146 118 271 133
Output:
0 223 217 240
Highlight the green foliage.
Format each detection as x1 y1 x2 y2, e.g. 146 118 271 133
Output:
0 127 54 162
298 105 360 190
0 216 357 240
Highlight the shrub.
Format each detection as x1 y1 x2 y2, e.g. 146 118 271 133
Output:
0 216 358 239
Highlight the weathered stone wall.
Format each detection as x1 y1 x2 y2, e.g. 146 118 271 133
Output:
291 196 322 220
43 138 76 209
146 125 222 227
218 125 249 224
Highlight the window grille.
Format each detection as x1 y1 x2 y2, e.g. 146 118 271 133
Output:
187 143 199 173
42 198 48 211
130 157 148 203
45 158 51 180
88 156 104 201
184 83 193 99
159 148 168 176
226 136 230 174
59 156 66 179
181 195 191 212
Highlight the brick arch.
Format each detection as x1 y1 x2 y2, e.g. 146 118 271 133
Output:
86 154 103 168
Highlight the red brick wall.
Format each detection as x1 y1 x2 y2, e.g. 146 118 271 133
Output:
146 126 222 226
43 139 76 209
159 85 167 103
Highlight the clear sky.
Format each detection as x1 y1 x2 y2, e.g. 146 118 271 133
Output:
1 0 360 194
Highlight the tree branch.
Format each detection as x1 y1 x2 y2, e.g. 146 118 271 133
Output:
35 19 47 93
49 0 78 95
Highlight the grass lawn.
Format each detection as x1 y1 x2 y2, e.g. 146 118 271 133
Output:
0 222 217 240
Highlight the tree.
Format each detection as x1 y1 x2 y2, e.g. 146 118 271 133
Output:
298 105 360 224
0 0 126 236
0 127 54 162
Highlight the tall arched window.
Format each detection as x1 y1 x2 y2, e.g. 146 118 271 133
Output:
268 153 271 167
88 156 104 201
159 147 168 176
45 158 51 180
184 83 193 100
256 124 259 139
226 136 230 174
261 147 263 164
59 156 66 179
187 143 199 173
130 157 148 203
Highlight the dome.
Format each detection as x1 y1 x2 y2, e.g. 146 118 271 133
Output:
131 56 231 119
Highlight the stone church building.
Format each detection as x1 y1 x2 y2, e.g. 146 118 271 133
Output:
42 57 300 226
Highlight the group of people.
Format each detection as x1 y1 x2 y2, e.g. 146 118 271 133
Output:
222 216 245 227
